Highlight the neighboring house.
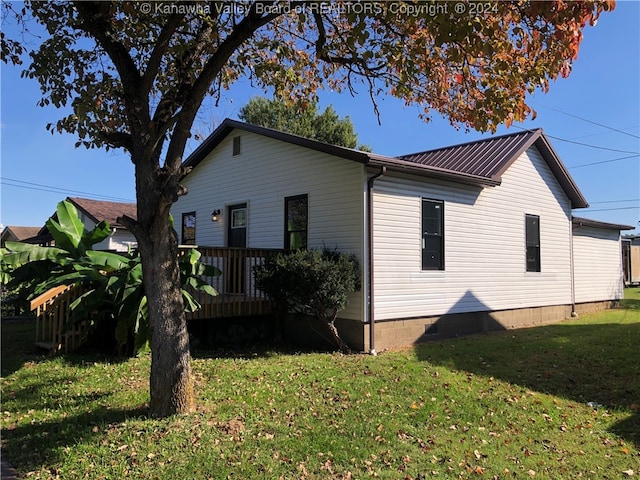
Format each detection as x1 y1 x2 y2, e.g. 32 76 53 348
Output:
622 235 640 285
34 197 138 252
1 226 41 248
171 119 633 352
572 217 634 309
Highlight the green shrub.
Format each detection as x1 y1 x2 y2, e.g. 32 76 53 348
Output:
253 248 360 353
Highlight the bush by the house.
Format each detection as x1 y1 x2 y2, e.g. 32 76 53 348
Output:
253 248 360 353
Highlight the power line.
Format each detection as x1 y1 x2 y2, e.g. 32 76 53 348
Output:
1 177 135 203
532 102 640 139
543 134 639 155
512 125 640 156
589 199 640 204
568 154 640 169
580 206 639 212
568 126 639 141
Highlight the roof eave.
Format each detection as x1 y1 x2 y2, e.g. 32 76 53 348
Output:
367 156 500 187
535 135 589 209
572 216 635 231
183 118 371 173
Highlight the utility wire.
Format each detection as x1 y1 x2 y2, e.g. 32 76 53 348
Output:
1 177 135 203
512 125 639 156
589 199 640 204
568 154 640 169
543 134 639 155
568 126 639 141
532 102 640 139
580 206 638 212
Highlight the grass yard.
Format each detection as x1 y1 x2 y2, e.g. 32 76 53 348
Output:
1 289 639 479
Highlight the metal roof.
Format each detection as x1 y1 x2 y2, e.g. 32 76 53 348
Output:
183 119 589 208
398 129 541 179
398 129 588 208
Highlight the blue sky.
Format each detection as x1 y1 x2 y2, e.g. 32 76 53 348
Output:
1 3 639 234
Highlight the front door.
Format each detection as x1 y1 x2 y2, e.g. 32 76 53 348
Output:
227 204 247 293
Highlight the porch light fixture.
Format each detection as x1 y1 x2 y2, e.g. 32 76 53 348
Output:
211 209 221 222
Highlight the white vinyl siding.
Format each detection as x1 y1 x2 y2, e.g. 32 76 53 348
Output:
372 146 573 320
171 130 366 320
573 226 624 303
79 210 137 252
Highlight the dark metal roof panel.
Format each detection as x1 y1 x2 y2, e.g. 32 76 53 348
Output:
398 130 541 179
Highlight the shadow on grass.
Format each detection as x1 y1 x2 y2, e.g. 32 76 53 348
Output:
1 320 48 377
415 318 640 446
191 342 333 361
2 406 147 475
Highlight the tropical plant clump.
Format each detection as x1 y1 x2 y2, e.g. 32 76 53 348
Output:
1 200 219 354
254 248 360 353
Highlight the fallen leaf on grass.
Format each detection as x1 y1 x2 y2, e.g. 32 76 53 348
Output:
622 469 634 477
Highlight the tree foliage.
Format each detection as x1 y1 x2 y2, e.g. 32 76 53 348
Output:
239 96 370 150
1 0 614 416
254 248 361 353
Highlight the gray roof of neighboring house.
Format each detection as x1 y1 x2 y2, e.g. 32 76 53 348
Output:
572 216 635 231
183 119 589 208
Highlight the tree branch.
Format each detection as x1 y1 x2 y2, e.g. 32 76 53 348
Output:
162 5 282 177
312 11 385 74
73 1 150 154
98 130 134 151
140 13 186 96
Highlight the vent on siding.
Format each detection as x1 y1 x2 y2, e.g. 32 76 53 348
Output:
425 323 438 336
232 135 241 156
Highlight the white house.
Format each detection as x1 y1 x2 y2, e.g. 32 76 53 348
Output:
172 119 632 352
35 197 138 252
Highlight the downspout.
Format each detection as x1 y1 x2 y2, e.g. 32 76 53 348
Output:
367 166 386 355
569 219 577 317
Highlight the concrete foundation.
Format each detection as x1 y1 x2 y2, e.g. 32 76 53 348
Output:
331 299 621 353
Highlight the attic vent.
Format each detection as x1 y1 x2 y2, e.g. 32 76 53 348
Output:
232 135 241 156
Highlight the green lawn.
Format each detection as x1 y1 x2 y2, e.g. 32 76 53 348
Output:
2 289 639 479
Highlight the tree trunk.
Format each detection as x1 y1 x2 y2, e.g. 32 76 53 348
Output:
137 212 194 417
325 314 352 354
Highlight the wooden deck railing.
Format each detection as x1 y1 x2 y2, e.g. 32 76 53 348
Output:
184 246 283 320
29 247 283 352
30 283 89 353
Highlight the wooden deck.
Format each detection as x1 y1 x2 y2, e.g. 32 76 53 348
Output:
30 247 283 352
31 283 89 353
185 247 282 319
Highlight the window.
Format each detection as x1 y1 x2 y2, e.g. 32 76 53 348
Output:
525 214 541 272
182 212 196 245
231 207 247 229
422 199 444 270
285 194 308 250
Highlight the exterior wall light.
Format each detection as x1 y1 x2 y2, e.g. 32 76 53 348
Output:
211 209 221 222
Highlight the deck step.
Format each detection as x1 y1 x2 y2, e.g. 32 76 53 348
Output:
34 341 58 352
